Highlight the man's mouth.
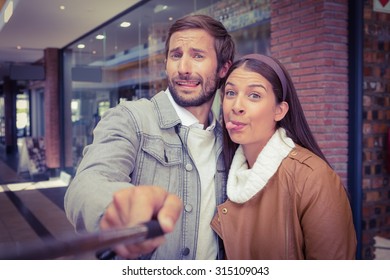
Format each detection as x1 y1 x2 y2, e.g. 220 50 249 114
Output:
175 80 201 87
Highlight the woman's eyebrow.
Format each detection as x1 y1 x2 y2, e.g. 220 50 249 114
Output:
225 81 235 87
247 83 267 91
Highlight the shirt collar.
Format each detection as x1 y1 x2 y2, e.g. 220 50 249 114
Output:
165 88 216 131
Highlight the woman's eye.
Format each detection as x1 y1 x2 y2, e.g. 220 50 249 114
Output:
225 90 235 97
249 92 261 99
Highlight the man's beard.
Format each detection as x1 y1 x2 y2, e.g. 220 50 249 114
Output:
168 72 220 107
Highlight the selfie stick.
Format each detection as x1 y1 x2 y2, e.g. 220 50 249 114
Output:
0 220 163 260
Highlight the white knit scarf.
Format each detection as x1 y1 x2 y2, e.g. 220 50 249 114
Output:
227 128 295 203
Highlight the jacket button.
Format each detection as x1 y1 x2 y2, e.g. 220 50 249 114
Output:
185 163 193 171
222 208 228 214
182 247 190 256
184 204 193 212
290 150 298 156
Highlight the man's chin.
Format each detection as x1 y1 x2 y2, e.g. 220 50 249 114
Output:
172 88 198 99
174 95 204 107
176 86 199 94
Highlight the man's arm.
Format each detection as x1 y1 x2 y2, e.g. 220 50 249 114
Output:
65 105 141 232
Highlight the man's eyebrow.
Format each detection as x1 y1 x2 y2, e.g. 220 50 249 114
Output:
169 47 182 53
191 48 207 53
168 47 208 55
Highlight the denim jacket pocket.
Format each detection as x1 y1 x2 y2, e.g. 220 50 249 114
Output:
142 136 182 166
132 135 182 192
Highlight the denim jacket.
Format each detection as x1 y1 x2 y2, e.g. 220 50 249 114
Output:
64 91 227 259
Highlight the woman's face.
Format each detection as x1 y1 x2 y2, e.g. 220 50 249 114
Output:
223 66 286 151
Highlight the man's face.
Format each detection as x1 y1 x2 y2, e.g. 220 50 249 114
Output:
166 29 222 107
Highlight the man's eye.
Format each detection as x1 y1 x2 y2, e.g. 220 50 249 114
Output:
171 53 181 59
194 54 204 59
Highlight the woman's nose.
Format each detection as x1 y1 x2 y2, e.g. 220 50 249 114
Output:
232 99 245 114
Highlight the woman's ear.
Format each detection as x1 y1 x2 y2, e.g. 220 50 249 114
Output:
218 61 232 79
275 101 289 122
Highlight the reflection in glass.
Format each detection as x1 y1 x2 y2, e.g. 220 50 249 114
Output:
16 92 30 138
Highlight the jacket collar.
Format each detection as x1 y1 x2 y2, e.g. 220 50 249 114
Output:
165 89 199 128
227 128 295 203
151 90 182 129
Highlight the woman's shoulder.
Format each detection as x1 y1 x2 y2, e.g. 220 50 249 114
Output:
285 144 328 171
281 144 338 185
281 144 344 195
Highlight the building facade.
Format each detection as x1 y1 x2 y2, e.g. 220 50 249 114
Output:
0 0 389 259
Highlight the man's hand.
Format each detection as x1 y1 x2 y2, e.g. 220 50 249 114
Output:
99 186 183 259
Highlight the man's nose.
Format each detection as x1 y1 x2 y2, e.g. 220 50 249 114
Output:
178 55 192 75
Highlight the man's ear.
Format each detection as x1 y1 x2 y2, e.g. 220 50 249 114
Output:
218 61 232 79
275 101 289 122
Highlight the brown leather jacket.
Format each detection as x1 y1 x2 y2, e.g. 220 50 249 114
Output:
211 145 357 259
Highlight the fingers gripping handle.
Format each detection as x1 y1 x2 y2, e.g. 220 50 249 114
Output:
96 220 164 260
145 220 164 239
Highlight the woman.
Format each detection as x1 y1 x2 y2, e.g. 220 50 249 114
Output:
211 54 356 259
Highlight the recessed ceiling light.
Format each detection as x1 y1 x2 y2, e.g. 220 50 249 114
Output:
154 4 168 13
96 34 105 40
16 45 21 50
4 1 14 23
60 5 65 10
77 44 85 49
169 17 173 21
120 22 131 28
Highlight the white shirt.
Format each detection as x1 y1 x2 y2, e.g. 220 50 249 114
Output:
166 89 218 259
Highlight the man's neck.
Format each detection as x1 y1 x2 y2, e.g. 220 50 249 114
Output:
186 99 214 128
165 89 214 129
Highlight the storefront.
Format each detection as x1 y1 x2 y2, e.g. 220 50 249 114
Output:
62 0 271 170
2 0 384 259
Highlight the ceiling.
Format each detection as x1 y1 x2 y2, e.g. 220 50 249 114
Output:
0 0 142 78
0 0 215 80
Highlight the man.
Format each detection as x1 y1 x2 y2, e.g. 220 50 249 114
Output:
64 14 235 260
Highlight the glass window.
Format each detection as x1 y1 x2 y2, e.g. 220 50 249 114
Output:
63 0 270 171
16 92 30 138
0 95 4 145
